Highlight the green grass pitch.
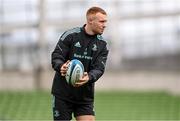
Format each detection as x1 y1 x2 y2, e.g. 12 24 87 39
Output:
0 91 179 120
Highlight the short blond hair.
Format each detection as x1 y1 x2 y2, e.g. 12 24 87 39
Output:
86 7 107 20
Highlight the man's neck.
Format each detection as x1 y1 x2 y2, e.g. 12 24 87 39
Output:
85 24 95 35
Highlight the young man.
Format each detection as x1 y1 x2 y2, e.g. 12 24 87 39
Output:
51 6 109 121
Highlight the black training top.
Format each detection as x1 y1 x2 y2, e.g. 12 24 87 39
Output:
51 25 109 104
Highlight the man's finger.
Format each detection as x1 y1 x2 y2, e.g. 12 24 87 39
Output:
81 72 87 78
73 84 80 87
75 82 83 85
76 79 84 83
83 72 88 76
60 69 67 76
65 60 70 65
62 65 68 69
60 70 66 73
61 67 68 71
61 72 66 76
75 79 88 85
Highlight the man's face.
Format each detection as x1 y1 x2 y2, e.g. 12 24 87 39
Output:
90 12 107 35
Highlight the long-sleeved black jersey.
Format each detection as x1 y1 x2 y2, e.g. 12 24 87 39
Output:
51 25 109 104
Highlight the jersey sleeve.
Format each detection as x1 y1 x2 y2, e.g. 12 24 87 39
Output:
51 33 72 73
88 43 109 83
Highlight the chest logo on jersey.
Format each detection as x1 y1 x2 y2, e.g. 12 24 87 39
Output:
74 42 81 48
92 44 97 51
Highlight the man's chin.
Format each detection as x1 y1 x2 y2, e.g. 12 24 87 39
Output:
99 32 103 35
97 31 103 35
94 30 103 35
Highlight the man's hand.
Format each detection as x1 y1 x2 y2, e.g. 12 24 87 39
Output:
73 72 89 87
60 60 70 76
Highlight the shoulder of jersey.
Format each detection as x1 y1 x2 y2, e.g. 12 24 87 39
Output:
61 27 81 41
97 35 106 42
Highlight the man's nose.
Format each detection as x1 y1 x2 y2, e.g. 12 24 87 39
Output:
103 22 107 28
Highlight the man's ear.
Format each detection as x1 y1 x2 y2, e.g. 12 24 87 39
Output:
87 18 93 25
87 15 96 24
88 20 93 25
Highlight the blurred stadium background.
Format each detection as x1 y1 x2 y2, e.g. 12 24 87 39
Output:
0 0 180 120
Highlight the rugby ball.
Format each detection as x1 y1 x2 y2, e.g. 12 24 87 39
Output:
65 59 84 86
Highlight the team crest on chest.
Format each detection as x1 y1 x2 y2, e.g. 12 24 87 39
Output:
92 44 97 51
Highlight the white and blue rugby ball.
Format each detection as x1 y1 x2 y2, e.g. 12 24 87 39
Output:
65 59 84 86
